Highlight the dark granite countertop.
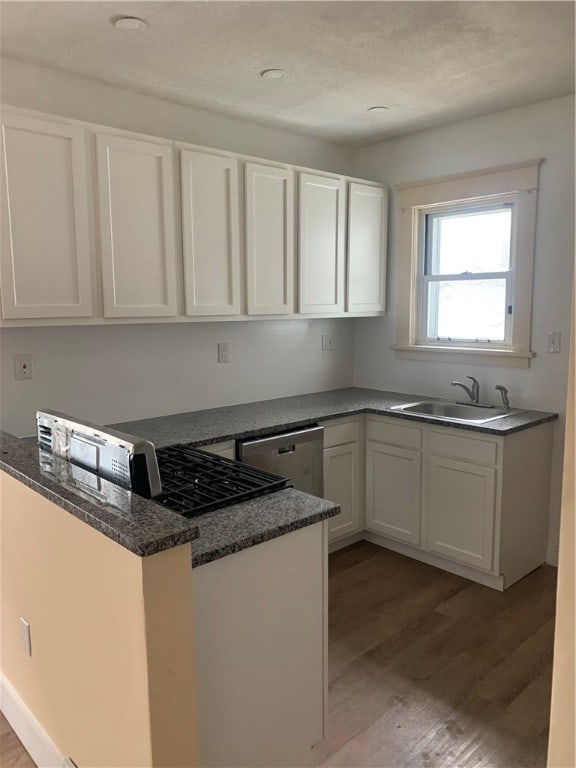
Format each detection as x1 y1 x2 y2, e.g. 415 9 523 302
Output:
190 489 338 567
1 430 339 565
111 387 558 448
1 387 555 566
0 430 199 557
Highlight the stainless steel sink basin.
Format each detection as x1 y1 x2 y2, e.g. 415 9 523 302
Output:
390 401 517 424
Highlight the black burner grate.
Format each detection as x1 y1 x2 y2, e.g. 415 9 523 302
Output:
154 444 290 517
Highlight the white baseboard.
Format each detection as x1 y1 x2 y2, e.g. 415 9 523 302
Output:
546 547 559 567
328 531 365 553
0 675 63 767
363 531 506 591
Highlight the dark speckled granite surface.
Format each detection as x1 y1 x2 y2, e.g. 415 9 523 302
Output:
0 430 199 556
1 429 339 566
1 387 555 566
111 387 558 447
190 490 338 567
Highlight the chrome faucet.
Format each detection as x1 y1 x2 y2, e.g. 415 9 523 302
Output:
495 385 510 409
451 376 480 404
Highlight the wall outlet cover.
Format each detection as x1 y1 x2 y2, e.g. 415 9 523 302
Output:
14 353 33 380
20 617 31 656
546 330 561 353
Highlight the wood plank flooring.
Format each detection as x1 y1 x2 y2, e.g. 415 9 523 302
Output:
315 542 557 768
0 713 35 767
0 542 557 768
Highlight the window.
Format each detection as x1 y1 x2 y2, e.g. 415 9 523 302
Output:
395 161 540 368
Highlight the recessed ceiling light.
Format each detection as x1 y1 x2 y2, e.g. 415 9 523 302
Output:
112 16 147 31
260 69 288 81
367 106 389 113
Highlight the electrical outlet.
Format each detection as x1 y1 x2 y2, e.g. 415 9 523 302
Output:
546 330 561 353
322 334 334 351
20 617 31 656
14 353 33 380
217 342 230 364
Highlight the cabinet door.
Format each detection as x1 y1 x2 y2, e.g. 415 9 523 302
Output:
180 150 241 316
298 173 345 314
366 441 421 545
324 442 361 541
245 162 294 315
96 133 177 317
426 456 496 571
0 113 92 319
347 183 387 313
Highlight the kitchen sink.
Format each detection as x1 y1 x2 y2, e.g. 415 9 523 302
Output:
390 401 518 423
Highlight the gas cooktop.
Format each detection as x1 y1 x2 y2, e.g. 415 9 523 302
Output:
154 443 291 518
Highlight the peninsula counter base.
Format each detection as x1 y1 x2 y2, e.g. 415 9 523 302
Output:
192 520 328 767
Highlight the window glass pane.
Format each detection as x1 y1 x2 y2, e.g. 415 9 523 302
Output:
428 208 512 275
427 279 507 341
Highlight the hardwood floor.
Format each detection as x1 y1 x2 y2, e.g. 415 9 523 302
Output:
315 542 557 768
0 543 557 768
0 713 35 767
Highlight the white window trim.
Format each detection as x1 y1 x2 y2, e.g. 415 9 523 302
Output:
394 160 541 369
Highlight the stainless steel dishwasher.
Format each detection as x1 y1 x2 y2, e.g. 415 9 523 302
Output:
237 425 324 497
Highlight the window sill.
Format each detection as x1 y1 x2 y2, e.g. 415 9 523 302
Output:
393 344 534 369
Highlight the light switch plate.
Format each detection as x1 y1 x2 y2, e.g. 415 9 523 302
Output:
217 342 230 364
322 334 334 351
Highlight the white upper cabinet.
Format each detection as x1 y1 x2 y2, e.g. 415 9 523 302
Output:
347 183 387 313
245 163 294 315
0 107 388 325
0 113 92 319
96 133 177 318
180 150 241 316
298 173 346 314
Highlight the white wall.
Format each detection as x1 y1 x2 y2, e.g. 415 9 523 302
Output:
1 58 572 561
352 95 575 563
1 319 353 437
0 58 355 437
0 57 355 174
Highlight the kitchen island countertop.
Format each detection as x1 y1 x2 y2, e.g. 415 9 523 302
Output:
0 430 339 564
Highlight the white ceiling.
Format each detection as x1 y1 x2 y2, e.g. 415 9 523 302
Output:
0 1 574 145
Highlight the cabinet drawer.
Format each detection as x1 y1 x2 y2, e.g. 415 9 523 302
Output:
366 418 422 449
323 419 360 448
430 431 497 466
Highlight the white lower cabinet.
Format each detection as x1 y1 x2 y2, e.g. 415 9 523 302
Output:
322 417 363 544
363 415 553 590
324 442 361 541
366 441 421 545
426 455 496 570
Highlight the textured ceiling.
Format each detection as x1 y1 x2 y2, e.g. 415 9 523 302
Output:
0 1 574 145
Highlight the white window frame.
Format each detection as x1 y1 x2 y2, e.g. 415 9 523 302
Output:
394 161 541 369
